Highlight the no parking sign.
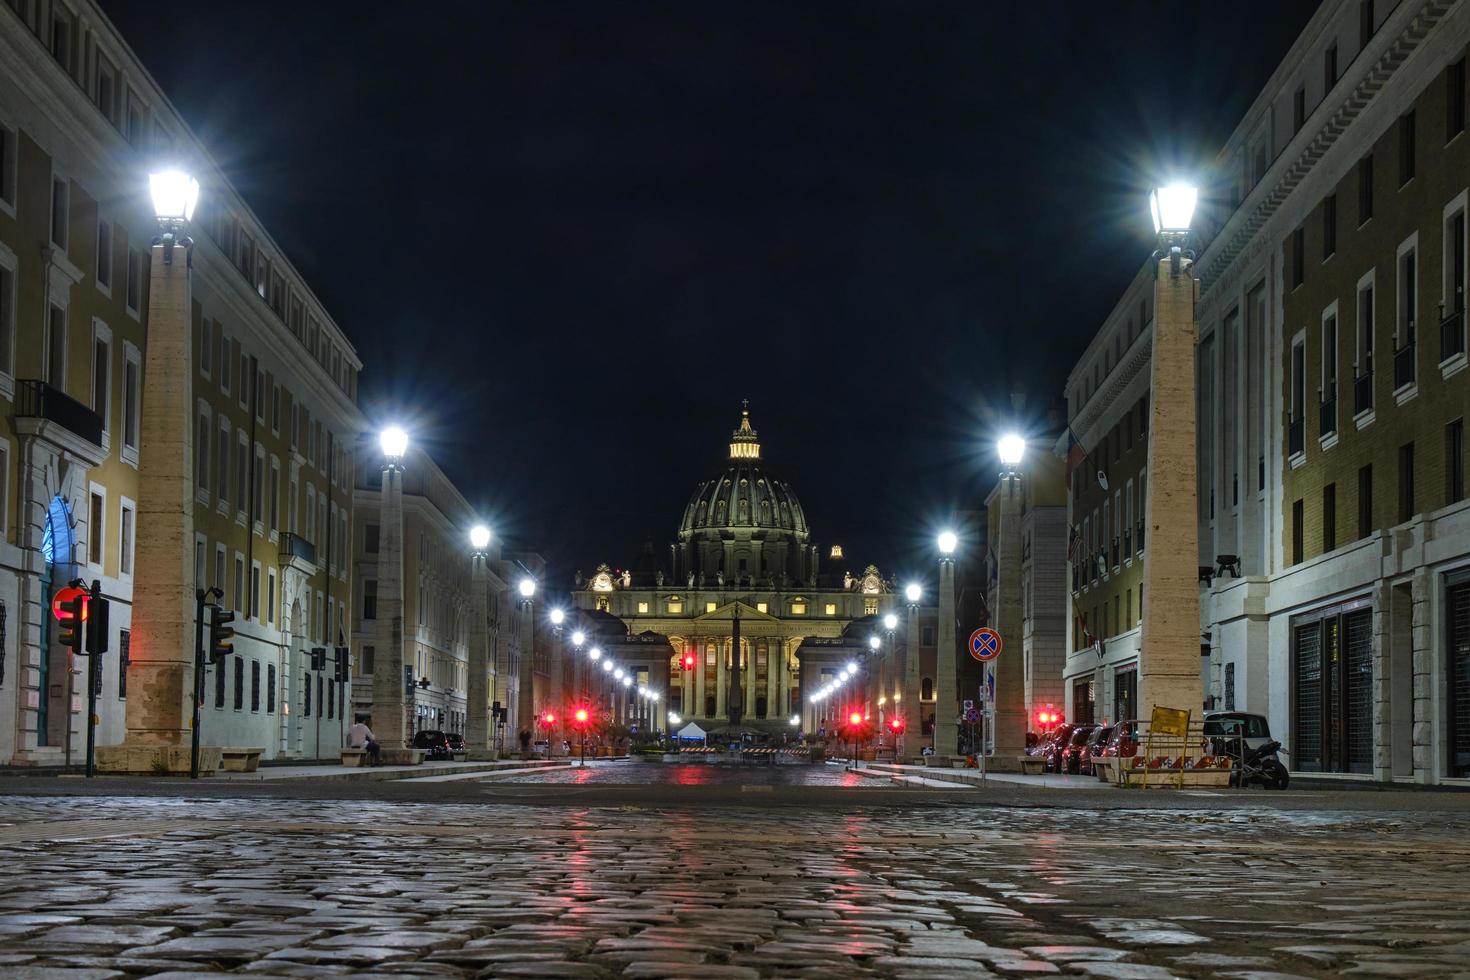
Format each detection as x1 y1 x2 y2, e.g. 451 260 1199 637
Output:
968 627 1002 662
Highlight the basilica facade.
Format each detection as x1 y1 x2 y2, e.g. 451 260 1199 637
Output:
568 409 898 735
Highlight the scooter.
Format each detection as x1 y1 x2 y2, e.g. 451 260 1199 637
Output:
1232 739 1289 790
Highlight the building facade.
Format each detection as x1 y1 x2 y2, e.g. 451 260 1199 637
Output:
1 0 361 764
1066 0 1470 784
568 409 912 738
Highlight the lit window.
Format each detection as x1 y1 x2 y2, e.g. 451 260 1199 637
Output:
637 601 649 614
706 602 717 613
791 602 807 615
667 601 683 614
756 602 768 614
824 603 837 616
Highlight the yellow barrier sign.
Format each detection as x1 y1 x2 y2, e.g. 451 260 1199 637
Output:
1150 706 1190 737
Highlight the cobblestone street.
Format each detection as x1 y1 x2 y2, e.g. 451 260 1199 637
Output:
3 781 1469 978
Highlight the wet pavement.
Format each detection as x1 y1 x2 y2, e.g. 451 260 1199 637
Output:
486 759 876 787
2 787 1470 977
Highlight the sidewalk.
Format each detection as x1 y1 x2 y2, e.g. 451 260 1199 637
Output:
863 761 1107 790
215 758 565 783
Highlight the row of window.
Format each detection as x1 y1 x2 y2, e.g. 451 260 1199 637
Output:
193 533 346 646
1290 422 1467 565
206 653 345 721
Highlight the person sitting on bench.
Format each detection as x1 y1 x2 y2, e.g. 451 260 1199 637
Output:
347 715 381 766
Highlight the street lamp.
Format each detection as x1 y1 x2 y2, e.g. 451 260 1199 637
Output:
883 613 898 631
572 630 586 647
905 583 922 603
998 433 1026 471
550 608 565 626
868 636 880 652
518 579 536 599
1150 182 1199 275
588 646 602 661
937 530 958 555
149 168 199 265
380 426 409 467
469 524 491 552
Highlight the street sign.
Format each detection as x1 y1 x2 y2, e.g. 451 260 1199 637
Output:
962 699 974 711
964 708 979 722
969 627 1002 662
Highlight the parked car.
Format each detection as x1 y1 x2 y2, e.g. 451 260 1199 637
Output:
1202 711 1273 756
1060 725 1098 774
1097 720 1141 763
445 732 466 755
1041 724 1078 772
412 729 452 760
1078 723 1114 776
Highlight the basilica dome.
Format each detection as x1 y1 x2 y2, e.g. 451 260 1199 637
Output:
678 409 808 536
671 407 817 587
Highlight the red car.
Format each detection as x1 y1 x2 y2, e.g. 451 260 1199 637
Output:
1060 725 1099 774
1040 723 1078 772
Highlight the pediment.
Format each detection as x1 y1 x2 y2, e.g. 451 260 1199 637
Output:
692 600 780 624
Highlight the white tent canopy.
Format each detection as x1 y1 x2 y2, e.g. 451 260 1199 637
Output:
676 722 707 742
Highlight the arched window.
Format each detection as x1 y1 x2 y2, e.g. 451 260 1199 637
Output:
921 676 934 701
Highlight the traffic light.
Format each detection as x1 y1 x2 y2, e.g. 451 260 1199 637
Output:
333 646 349 682
573 706 589 728
53 586 87 654
310 647 326 672
210 608 236 664
682 653 695 670
849 711 863 727
85 595 110 657
542 711 557 727
889 716 906 735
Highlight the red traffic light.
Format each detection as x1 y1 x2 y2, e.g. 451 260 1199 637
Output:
889 717 906 733
574 707 589 725
682 653 695 670
51 586 89 622
848 711 863 727
542 711 557 725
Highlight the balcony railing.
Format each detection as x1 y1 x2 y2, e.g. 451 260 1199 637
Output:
1354 371 1373 414
16 379 102 446
1442 307 1466 362
279 533 317 566
1288 417 1304 457
1319 396 1337 436
1394 340 1416 388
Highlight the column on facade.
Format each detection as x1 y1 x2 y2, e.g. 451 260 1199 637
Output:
935 555 958 757
98 243 196 773
1139 255 1204 718
466 554 493 759
766 639 779 720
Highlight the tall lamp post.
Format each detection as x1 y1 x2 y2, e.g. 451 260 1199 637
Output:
101 170 201 775
991 433 1028 765
934 531 959 760
879 613 897 747
516 578 536 756
1140 184 1205 720
548 608 565 755
466 524 495 759
372 426 410 753
902 582 923 763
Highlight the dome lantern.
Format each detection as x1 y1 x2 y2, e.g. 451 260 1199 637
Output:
729 400 760 460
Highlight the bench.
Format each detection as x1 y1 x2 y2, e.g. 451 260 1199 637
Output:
340 747 367 767
378 747 425 766
220 747 264 772
1017 756 1046 776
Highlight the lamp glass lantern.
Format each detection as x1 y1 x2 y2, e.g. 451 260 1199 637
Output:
518 579 536 599
937 530 958 555
572 630 586 647
469 524 491 551
998 433 1026 469
550 608 565 626
380 426 409 462
149 169 199 226
883 613 898 630
905 583 922 603
1149 184 1198 237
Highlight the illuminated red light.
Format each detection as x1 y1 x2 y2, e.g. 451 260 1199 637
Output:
574 708 589 724
683 653 696 670
542 712 556 725
849 712 862 726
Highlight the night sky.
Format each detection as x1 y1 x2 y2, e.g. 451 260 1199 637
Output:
102 0 1316 591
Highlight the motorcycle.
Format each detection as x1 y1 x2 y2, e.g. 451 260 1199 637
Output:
1232 738 1289 790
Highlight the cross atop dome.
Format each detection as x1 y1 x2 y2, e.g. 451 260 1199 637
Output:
729 401 760 459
